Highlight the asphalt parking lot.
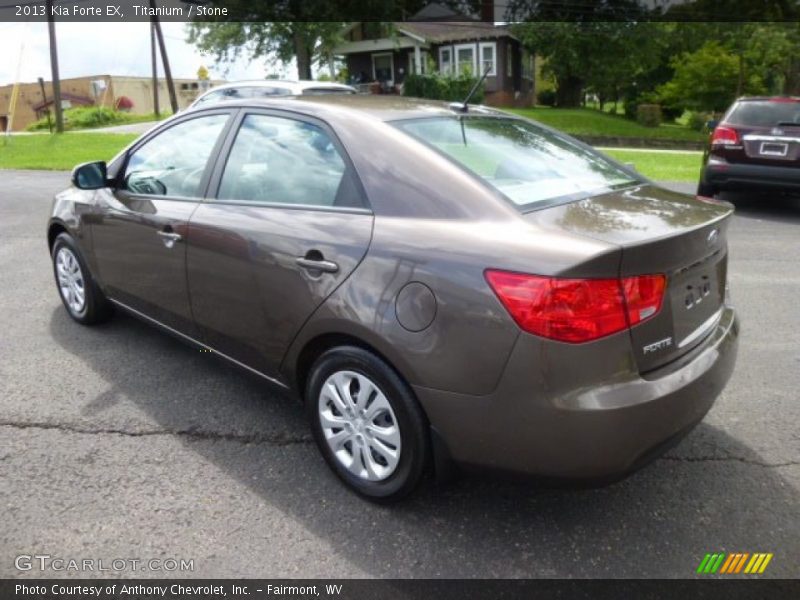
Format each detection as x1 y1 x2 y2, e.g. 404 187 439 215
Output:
1 170 798 579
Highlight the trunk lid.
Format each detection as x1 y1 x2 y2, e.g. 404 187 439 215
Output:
525 184 734 372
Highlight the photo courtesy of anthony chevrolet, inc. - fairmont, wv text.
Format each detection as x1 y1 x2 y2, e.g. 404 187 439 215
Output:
0 0 798 599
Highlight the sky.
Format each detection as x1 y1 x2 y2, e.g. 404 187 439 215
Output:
0 22 295 86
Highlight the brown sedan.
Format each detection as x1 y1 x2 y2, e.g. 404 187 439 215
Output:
48 96 739 500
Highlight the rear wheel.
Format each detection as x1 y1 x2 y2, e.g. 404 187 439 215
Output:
306 346 430 501
51 233 113 325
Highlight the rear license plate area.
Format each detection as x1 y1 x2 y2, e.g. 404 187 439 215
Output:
760 141 788 157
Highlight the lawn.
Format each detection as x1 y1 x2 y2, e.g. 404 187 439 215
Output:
0 131 702 183
603 149 704 182
508 107 707 143
0 133 137 170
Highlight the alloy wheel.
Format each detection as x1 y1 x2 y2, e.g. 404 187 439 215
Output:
55 247 86 315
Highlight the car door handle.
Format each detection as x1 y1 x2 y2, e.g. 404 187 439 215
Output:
157 230 182 248
296 257 339 274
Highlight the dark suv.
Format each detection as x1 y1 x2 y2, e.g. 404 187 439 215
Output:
698 96 800 197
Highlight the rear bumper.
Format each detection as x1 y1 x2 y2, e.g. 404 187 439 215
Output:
702 159 800 192
415 306 739 480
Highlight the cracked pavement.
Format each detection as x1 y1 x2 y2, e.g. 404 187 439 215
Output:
1 171 798 579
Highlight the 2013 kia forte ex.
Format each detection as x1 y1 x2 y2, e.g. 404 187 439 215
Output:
48 95 739 501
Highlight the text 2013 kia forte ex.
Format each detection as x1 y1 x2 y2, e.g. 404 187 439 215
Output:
48 95 739 500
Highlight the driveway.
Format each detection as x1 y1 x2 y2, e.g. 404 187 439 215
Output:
1 171 798 578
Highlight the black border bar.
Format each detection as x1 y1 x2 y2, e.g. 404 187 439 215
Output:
3 579 799 600
1 0 799 22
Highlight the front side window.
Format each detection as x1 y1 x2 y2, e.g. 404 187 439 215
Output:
395 117 640 210
123 114 229 198
217 114 363 208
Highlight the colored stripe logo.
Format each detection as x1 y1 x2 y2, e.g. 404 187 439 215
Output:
696 552 773 574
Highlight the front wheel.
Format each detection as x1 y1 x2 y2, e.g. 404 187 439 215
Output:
306 346 430 502
51 233 113 325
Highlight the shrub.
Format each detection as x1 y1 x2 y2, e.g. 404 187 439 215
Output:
636 103 662 127
537 89 556 106
403 72 484 104
687 111 713 131
26 106 132 131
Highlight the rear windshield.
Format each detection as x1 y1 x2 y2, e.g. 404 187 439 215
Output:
394 116 639 210
726 100 800 127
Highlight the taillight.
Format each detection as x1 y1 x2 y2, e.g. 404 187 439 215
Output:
484 270 666 344
621 274 666 325
710 125 739 146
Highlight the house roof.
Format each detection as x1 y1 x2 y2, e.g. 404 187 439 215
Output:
396 21 514 44
408 2 472 21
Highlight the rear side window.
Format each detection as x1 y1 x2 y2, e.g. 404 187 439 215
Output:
122 114 229 198
217 114 364 208
726 100 800 127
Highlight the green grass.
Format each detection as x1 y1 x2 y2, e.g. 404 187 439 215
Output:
603 149 704 182
0 132 702 182
508 108 707 142
0 133 137 170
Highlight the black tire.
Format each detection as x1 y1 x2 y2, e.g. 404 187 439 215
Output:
306 345 430 502
697 181 717 198
51 232 113 325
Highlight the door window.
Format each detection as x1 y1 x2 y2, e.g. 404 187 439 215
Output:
122 114 229 198
217 114 364 209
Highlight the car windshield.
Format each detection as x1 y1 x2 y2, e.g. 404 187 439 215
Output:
394 116 639 209
726 100 800 127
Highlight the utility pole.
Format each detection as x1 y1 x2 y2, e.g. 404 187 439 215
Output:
46 0 64 133
150 21 160 117
150 0 178 113
38 77 52 133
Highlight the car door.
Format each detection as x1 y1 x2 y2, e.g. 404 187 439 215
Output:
91 111 234 336
186 110 374 378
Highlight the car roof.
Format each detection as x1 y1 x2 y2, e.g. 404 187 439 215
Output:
189 94 509 122
202 80 356 92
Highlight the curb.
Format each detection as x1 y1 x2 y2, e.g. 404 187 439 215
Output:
574 135 705 151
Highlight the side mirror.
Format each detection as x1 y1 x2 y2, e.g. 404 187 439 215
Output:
705 119 719 131
72 161 109 190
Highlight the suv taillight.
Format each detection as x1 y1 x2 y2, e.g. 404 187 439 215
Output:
710 125 739 146
484 270 666 344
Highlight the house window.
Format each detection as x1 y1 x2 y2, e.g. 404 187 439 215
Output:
479 42 497 76
372 52 394 83
439 47 452 76
454 44 477 76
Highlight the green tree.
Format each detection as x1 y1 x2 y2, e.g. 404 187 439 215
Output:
656 41 747 112
513 21 664 108
187 22 346 80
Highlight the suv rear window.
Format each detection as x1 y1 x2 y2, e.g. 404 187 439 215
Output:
726 100 800 127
